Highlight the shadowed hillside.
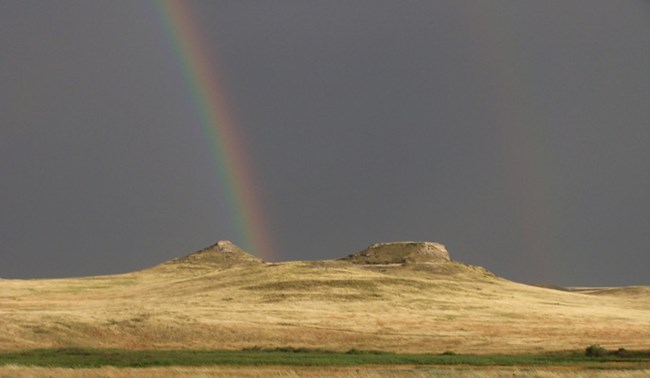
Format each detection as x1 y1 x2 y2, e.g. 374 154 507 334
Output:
1 241 649 353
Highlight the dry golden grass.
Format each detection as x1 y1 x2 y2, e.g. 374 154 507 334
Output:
1 241 649 354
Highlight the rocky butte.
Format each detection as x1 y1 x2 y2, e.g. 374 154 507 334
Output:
341 241 451 265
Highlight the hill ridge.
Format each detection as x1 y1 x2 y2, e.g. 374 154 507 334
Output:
2 239 650 353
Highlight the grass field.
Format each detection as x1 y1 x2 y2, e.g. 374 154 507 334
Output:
1 348 650 368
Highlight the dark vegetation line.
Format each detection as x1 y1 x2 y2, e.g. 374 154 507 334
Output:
0 348 649 368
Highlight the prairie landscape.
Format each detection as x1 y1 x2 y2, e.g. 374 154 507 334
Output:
1 241 649 376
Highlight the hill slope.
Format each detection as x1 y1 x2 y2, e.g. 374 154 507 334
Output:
1 241 649 353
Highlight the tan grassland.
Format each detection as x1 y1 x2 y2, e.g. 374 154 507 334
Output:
1 241 649 354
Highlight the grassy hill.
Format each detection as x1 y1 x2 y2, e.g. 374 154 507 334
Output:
1 241 649 354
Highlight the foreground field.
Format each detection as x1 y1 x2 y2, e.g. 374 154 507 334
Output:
1 241 649 353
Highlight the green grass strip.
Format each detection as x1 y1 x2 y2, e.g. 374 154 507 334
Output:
0 348 649 368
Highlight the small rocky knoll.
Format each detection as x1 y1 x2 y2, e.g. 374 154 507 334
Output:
165 240 263 268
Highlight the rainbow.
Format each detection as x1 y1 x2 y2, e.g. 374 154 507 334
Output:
156 0 276 260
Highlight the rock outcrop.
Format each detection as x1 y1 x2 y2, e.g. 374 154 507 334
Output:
341 241 450 265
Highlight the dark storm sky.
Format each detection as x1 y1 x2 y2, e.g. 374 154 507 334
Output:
1 1 648 286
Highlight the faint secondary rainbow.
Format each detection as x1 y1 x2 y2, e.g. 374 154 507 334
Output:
454 3 559 279
156 0 276 260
